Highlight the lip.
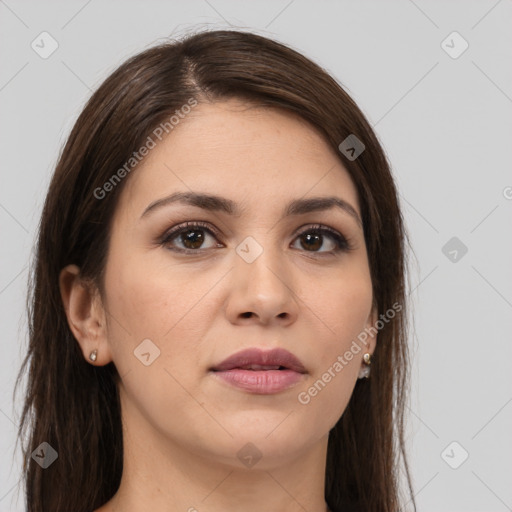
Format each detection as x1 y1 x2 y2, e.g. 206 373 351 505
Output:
209 347 307 394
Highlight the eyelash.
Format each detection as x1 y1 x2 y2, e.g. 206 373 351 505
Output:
159 221 352 256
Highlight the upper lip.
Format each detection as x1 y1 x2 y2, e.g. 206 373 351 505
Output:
210 347 307 373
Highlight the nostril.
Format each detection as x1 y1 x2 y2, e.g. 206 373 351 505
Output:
241 312 253 318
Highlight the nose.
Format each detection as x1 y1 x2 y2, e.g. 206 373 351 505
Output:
224 244 299 327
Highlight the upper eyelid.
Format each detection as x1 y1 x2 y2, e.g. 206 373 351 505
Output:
162 221 220 240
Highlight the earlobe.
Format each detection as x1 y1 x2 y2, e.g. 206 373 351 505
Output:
59 264 112 365
357 304 378 380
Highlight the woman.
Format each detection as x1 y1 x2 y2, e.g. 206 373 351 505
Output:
15 29 415 512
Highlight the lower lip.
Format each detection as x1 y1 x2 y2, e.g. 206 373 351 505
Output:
211 369 305 394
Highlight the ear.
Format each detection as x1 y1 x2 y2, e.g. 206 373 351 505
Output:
363 302 378 356
59 264 113 366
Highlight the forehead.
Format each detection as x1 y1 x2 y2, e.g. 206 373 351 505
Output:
117 99 360 217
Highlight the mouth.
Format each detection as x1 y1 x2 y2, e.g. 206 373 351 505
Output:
230 364 286 370
209 347 307 394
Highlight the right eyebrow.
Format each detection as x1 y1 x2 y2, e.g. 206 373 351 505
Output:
141 191 241 218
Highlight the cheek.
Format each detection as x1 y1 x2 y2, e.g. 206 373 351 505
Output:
101 251 215 431
295 266 372 409
101 247 221 383
306 263 373 343
104 247 210 336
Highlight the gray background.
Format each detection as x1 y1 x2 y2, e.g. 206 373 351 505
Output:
1 1 511 510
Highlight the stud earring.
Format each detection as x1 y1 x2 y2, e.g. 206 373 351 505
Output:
358 352 372 379
89 349 98 362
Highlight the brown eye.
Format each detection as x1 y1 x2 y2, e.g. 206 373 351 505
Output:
300 232 323 251
292 226 349 253
161 222 222 252
180 229 205 250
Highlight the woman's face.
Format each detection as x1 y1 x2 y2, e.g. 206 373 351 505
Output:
100 99 376 468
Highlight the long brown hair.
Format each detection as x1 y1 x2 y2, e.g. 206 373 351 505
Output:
15 29 415 512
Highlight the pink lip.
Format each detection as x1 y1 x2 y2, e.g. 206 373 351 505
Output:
209 347 307 394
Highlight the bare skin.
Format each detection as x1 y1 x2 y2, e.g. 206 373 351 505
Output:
60 100 376 512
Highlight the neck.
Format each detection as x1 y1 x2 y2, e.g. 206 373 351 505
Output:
98 391 331 512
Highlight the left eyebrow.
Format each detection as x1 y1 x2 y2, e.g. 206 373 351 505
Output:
285 196 362 228
140 191 362 228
